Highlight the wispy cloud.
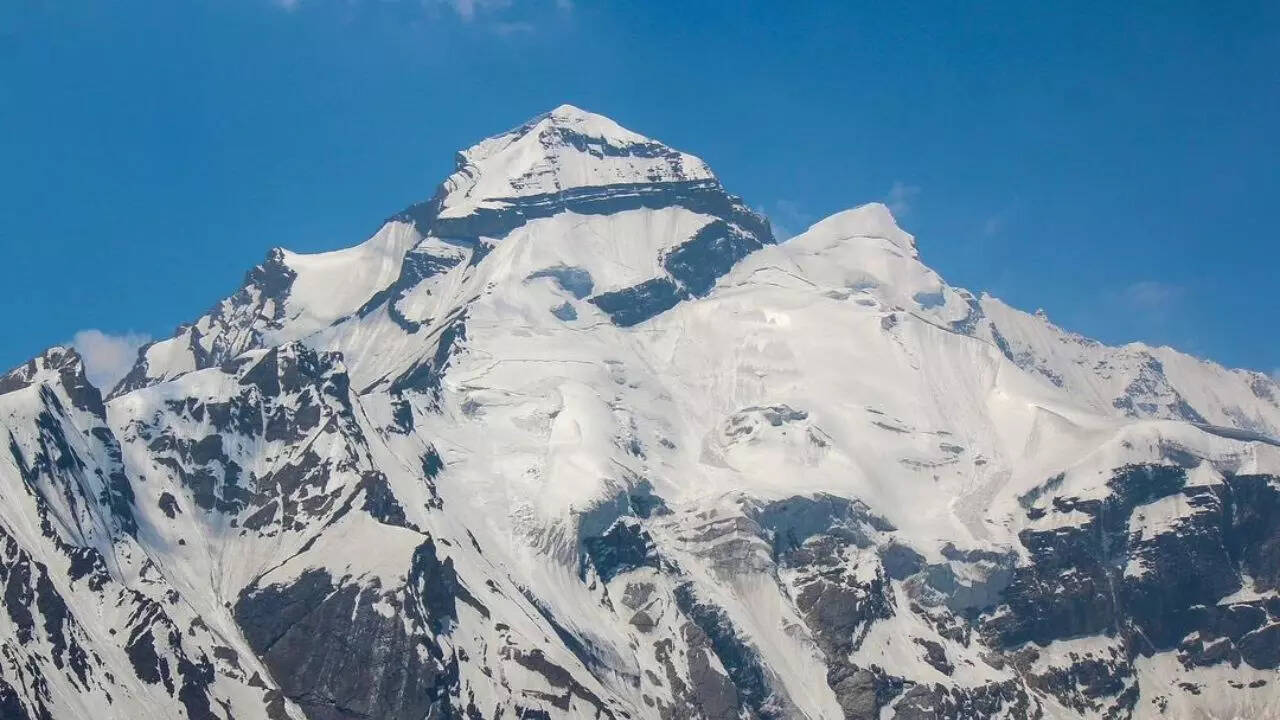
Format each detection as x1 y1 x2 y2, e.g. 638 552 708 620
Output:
71 329 149 391
1117 280 1186 331
757 199 813 241
443 0 511 22
1121 280 1184 311
492 20 536 35
982 214 1005 237
270 0 568 22
885 181 920 217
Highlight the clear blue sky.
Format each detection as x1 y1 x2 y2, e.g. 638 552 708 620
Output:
3 0 1278 381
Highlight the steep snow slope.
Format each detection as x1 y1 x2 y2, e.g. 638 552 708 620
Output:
972 295 1280 434
113 221 423 395
3 105 1279 720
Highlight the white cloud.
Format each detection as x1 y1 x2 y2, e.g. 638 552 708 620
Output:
886 181 920 217
71 330 150 391
1271 368 1280 383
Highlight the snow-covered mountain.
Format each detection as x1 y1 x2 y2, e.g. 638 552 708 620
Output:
3 105 1279 720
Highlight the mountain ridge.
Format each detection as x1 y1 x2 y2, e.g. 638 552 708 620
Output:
2 106 1279 720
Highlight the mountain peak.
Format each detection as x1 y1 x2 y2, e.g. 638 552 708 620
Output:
804 202 918 255
537 103 648 143
436 105 716 220
1 345 83 393
0 345 110 417
481 103 664 159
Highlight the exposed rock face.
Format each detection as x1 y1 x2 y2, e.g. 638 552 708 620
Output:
233 558 459 720
3 106 1280 719
988 466 1280 661
112 249 299 397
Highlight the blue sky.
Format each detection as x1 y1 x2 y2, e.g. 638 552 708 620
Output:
2 0 1278 386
